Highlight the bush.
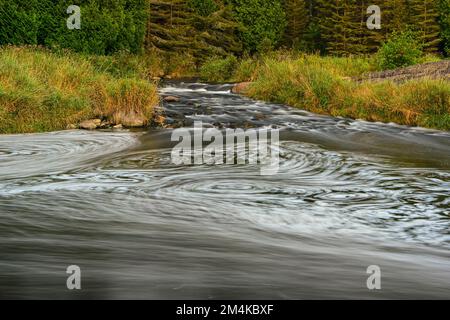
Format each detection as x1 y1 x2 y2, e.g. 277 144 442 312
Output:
376 31 424 70
439 0 450 56
230 0 286 53
188 0 218 17
200 55 238 82
233 57 260 82
0 0 148 55
0 0 39 45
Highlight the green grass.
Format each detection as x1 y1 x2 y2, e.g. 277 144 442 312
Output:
88 48 197 80
0 46 160 134
2 46 448 133
200 51 450 131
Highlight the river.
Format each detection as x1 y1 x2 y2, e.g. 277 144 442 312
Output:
0 82 449 299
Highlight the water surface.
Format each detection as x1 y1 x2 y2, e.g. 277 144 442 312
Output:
0 83 449 299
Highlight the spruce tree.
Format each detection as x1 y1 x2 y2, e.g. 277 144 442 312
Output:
283 0 309 48
409 0 441 52
316 0 361 55
438 0 450 55
383 0 411 33
146 0 242 58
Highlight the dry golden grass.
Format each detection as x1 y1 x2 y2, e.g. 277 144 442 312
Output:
0 46 160 133
244 54 450 131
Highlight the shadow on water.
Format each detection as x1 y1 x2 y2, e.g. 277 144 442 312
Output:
0 82 449 299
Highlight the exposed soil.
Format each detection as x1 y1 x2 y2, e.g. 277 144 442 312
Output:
353 60 450 83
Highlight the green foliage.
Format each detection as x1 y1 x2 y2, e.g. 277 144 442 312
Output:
90 49 197 79
376 31 424 70
147 1 243 59
312 0 445 56
232 57 260 82
188 0 218 16
0 0 40 45
230 0 286 53
439 0 450 55
409 0 441 53
0 0 148 55
297 21 325 54
282 0 309 48
199 55 238 82
2 0 448 59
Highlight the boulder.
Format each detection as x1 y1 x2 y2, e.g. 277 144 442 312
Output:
79 119 101 130
66 124 77 130
99 120 112 129
231 82 252 94
120 113 146 128
164 95 180 102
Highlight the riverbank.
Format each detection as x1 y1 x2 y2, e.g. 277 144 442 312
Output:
0 47 160 134
2 82 450 299
1 47 449 133
201 53 450 131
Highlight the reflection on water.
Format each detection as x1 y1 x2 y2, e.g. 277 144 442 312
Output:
0 83 449 299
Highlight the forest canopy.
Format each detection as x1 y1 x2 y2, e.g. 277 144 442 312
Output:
0 0 449 57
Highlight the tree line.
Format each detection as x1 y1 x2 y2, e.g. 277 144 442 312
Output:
0 0 449 56
285 0 447 55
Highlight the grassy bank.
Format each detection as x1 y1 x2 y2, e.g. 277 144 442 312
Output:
1 46 449 133
88 48 197 80
200 53 450 131
0 46 160 134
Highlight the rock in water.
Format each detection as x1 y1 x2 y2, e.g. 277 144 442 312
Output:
120 114 146 128
231 82 252 94
164 96 180 102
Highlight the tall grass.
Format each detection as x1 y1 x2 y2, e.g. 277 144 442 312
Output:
0 46 159 133
245 55 450 130
89 48 197 80
200 52 449 131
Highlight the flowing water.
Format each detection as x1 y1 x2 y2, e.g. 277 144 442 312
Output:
0 82 449 299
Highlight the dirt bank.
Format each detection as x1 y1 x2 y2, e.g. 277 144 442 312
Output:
354 60 450 83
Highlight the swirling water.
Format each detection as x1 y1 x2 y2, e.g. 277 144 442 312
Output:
0 82 449 299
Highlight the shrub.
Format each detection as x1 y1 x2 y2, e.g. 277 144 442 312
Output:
0 0 148 55
233 57 260 82
376 31 424 70
230 0 286 53
188 0 218 17
200 55 238 82
439 0 450 56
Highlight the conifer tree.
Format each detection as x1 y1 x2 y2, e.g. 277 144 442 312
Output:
383 0 411 34
316 0 361 55
146 0 242 58
409 0 441 52
438 0 450 55
283 0 309 48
